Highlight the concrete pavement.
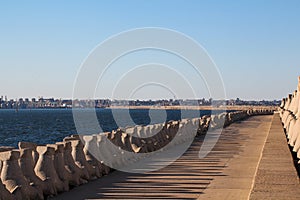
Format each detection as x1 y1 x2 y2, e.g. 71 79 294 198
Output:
249 114 300 199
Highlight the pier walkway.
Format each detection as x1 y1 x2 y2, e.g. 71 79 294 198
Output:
53 114 300 200
249 114 300 199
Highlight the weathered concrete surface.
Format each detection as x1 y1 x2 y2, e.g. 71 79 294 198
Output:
53 115 278 200
197 115 273 199
249 113 300 200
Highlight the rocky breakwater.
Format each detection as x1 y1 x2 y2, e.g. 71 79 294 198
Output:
279 76 300 165
0 109 273 199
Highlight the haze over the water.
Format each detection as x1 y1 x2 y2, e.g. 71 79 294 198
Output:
0 1 299 100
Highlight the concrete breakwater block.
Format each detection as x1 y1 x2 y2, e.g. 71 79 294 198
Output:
279 76 300 163
34 146 65 195
46 144 70 191
97 134 119 167
0 150 42 200
19 148 45 199
18 142 39 166
56 141 85 186
121 132 134 152
198 116 211 135
82 135 103 178
110 129 130 152
95 134 112 174
69 140 92 181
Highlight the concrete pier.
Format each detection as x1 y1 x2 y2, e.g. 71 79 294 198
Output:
52 113 299 200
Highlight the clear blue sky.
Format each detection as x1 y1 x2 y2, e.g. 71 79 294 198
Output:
0 0 299 100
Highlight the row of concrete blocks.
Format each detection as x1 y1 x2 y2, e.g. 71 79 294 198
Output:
279 77 300 160
0 109 273 200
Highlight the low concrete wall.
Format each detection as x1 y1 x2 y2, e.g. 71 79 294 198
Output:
0 109 273 200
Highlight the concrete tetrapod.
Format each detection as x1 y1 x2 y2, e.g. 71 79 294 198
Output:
128 126 145 153
292 122 300 154
46 144 70 191
95 134 112 175
0 150 41 200
105 132 130 168
0 149 16 200
18 142 39 166
121 132 134 152
34 146 65 196
286 84 300 144
282 94 292 126
198 116 211 135
290 103 300 152
58 141 86 186
82 135 103 178
19 148 44 199
69 140 91 181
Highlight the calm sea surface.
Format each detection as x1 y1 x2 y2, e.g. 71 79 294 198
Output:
0 109 229 147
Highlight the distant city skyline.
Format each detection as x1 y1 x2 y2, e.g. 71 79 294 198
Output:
0 95 281 102
0 95 280 109
0 1 300 100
